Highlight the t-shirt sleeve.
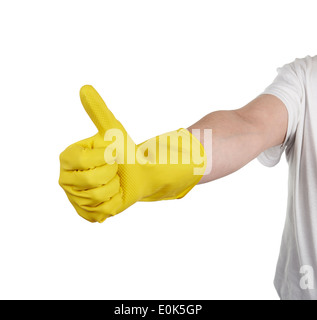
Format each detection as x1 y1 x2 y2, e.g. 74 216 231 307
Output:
257 57 306 167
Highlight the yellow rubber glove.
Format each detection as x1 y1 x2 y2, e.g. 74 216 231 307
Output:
59 85 207 223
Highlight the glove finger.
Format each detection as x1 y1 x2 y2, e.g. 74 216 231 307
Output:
60 132 117 170
66 189 123 223
59 162 118 189
60 144 108 171
80 85 126 135
62 175 120 206
77 134 112 148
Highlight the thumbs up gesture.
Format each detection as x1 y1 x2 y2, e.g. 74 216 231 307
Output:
59 85 207 223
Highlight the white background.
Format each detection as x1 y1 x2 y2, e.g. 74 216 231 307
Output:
0 0 316 300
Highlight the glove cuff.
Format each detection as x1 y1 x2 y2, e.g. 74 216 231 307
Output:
140 128 207 201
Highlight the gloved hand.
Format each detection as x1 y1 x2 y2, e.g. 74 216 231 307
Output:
59 85 207 222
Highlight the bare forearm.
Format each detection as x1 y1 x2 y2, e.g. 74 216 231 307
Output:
187 95 288 184
188 110 263 183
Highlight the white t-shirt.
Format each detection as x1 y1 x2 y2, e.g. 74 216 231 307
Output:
258 55 317 300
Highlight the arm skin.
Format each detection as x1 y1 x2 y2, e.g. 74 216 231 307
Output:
187 94 288 184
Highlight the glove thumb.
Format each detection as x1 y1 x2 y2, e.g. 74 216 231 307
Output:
80 85 126 135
